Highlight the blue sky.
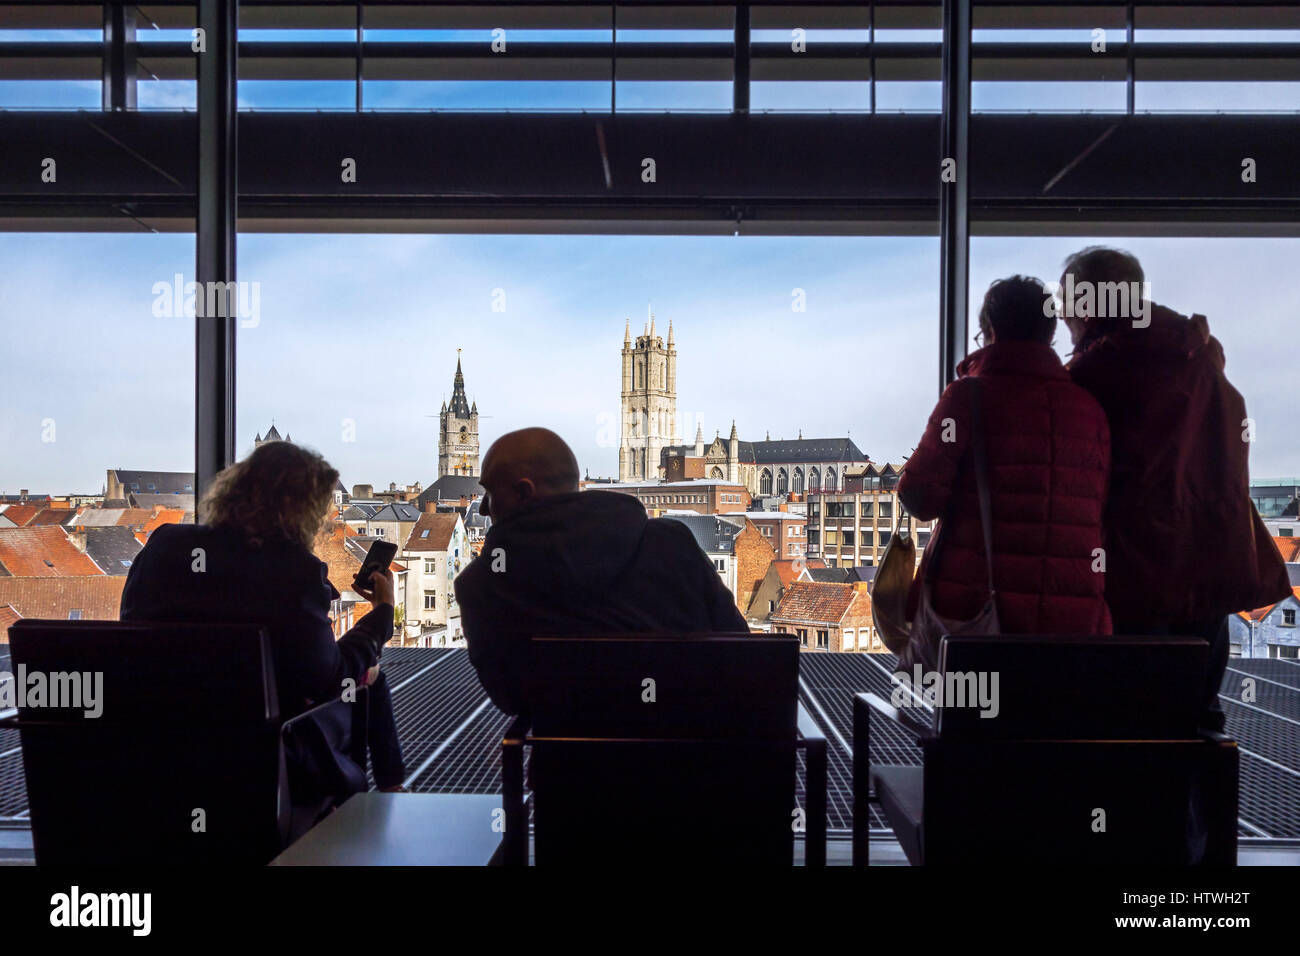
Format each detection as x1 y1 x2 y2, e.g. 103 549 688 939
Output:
1 25 1297 493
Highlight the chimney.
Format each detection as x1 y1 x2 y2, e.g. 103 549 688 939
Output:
67 530 87 553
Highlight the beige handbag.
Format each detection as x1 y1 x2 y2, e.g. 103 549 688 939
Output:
871 532 916 655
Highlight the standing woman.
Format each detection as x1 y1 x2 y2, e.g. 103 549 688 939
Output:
897 276 1112 665
120 440 406 837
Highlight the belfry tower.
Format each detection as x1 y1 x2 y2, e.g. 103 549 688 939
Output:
619 313 678 481
439 350 480 478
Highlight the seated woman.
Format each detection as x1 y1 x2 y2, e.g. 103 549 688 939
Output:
120 440 406 836
898 276 1112 664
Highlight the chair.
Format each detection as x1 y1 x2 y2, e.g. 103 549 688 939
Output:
3 618 368 865
500 634 826 866
854 634 1239 866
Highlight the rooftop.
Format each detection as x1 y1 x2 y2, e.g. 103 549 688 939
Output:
0 528 102 577
771 580 865 624
662 513 742 555
404 513 460 552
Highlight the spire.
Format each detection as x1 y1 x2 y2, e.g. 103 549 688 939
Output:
667 318 674 347
624 317 631 346
448 350 471 418
695 422 704 443
729 420 739 441
649 311 656 340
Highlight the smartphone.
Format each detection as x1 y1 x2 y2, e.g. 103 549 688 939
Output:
353 539 397 593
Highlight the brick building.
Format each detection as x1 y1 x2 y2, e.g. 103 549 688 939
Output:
746 557 827 626
603 479 750 516
770 580 877 653
722 511 807 560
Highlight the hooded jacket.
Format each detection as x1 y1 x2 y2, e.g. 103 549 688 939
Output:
454 490 748 714
1067 303 1290 626
898 340 1113 635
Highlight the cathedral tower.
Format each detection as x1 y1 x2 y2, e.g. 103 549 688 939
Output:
619 313 678 481
439 351 480 478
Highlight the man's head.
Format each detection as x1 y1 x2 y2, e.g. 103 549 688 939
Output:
977 275 1055 346
1059 246 1145 346
479 427 580 522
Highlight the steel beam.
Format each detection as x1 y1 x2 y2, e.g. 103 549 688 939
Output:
938 0 970 392
101 2 136 111
195 0 238 500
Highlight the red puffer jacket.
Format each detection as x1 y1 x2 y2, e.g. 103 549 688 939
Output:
899 341 1112 635
1067 304 1291 626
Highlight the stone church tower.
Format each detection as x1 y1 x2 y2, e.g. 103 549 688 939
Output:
439 351 480 478
619 314 678 481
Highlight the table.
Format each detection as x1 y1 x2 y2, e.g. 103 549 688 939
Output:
270 792 504 866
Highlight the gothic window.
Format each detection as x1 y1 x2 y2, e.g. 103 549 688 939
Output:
809 468 820 491
777 468 789 495
642 408 649 435
793 468 805 494
711 466 724 480
760 469 773 495
826 467 837 491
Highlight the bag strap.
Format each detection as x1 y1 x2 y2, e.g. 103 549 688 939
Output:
968 378 997 596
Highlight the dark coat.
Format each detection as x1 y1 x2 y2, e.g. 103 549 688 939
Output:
120 522 392 805
454 491 749 715
1068 304 1291 626
898 341 1113 635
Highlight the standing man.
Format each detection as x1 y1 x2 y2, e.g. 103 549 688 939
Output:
1061 246 1289 731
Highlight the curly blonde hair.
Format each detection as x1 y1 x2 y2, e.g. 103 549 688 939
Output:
200 440 339 552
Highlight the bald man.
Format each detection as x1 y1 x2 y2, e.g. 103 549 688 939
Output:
455 427 748 714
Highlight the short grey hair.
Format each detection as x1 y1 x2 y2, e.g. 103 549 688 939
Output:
1061 246 1144 288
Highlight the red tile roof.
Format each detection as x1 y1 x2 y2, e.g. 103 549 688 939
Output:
404 512 459 552
0 527 102 577
0 576 126 641
771 581 862 626
1272 536 1300 563
26 508 72 526
114 508 155 529
0 505 40 527
136 507 188 544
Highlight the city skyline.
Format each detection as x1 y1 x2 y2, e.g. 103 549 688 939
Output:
1 232 1298 494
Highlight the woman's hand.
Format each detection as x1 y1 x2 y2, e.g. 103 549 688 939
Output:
355 567 395 607
364 663 381 686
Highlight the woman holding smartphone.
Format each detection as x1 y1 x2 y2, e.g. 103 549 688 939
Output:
121 439 407 838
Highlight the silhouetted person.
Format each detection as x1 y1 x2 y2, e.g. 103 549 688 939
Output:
455 427 748 714
898 276 1111 670
121 441 406 837
1061 246 1290 730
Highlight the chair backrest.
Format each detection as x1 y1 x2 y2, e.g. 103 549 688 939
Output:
917 634 1231 865
933 633 1207 740
524 634 800 864
9 619 288 865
